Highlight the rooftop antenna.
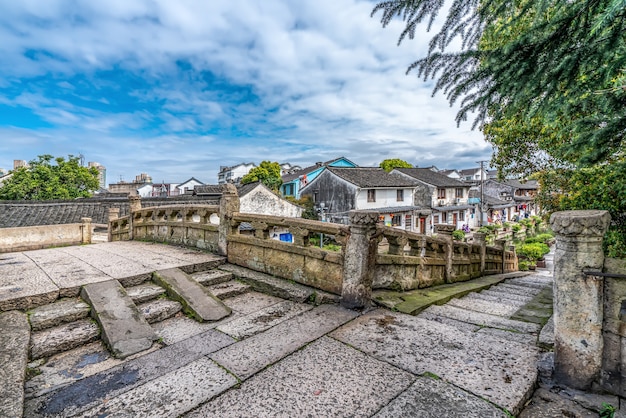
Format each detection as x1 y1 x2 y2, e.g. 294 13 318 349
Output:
78 153 85 166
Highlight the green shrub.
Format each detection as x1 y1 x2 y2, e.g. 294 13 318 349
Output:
519 260 531 271
604 228 626 259
452 230 465 241
503 222 511 229
512 224 522 232
518 242 550 261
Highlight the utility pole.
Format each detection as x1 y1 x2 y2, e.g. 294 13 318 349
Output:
476 160 488 227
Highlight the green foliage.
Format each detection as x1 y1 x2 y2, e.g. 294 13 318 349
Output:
518 242 550 261
379 158 413 172
512 224 522 233
285 195 317 220
524 233 554 245
0 155 99 200
241 161 283 192
604 228 626 259
452 229 465 241
518 260 531 271
600 402 616 418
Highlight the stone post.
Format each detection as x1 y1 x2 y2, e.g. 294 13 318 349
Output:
107 208 120 242
550 210 611 389
81 217 92 244
434 224 455 283
495 239 507 274
218 184 240 256
128 196 142 240
473 232 487 276
341 211 379 309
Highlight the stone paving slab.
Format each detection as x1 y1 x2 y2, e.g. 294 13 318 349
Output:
480 288 535 303
210 304 358 380
448 296 521 317
153 268 231 322
0 311 30 418
0 252 58 311
23 249 111 297
216 300 313 340
372 375 508 418
189 337 415 418
24 329 235 418
423 304 541 334
330 309 539 415
86 242 195 272
462 292 529 308
538 315 554 348
81 280 157 358
490 283 543 297
113 241 225 272
75 356 237 418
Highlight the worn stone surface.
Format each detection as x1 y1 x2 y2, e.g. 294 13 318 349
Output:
153 268 231 322
190 337 414 418
0 252 59 311
139 299 182 323
28 298 90 331
373 376 508 418
217 300 313 339
30 319 100 360
480 288 534 303
447 296 521 317
519 388 597 418
0 311 30 418
220 263 314 302
423 304 540 333
538 315 554 348
495 283 543 297
416 310 481 333
211 304 358 380
81 280 157 359
24 329 234 418
75 357 237 418
224 291 283 315
126 282 166 304
462 292 529 308
207 280 251 300
192 269 233 286
331 309 539 415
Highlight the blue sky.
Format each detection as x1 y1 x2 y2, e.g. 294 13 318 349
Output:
0 0 490 185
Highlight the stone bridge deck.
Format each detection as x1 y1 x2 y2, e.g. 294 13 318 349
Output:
0 243 616 417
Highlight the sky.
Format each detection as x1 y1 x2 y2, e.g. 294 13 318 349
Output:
0 0 491 186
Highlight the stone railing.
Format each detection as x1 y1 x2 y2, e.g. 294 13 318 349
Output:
109 189 518 308
0 218 92 253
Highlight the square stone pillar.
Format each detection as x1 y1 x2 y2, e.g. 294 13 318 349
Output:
81 217 92 244
341 211 379 309
434 224 454 283
128 196 142 240
218 183 240 256
550 210 611 389
107 208 120 242
473 232 487 276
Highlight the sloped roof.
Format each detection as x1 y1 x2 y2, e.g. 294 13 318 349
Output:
458 168 482 176
327 167 419 188
281 156 356 182
237 182 261 197
177 177 204 187
193 184 222 195
503 179 538 190
394 168 467 188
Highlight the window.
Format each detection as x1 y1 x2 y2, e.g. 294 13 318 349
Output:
455 188 464 198
459 211 465 221
442 212 448 223
437 188 446 199
397 189 404 202
367 189 376 202
405 214 412 230
433 215 439 224
391 214 402 226
284 184 294 195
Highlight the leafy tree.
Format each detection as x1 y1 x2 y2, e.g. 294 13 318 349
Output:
372 0 626 167
241 161 283 192
379 158 413 172
0 155 100 200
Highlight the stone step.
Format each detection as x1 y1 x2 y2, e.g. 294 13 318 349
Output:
479 288 534 303
538 315 555 348
464 292 529 308
126 282 166 304
192 270 234 286
494 283 544 297
138 299 183 324
30 319 100 360
423 304 541 334
0 311 30 418
207 280 251 300
448 296 520 317
28 298 91 331
81 280 157 359
505 278 551 290
153 268 231 322
219 264 326 303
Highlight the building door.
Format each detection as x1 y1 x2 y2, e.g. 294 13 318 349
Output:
419 217 426 234
453 213 458 225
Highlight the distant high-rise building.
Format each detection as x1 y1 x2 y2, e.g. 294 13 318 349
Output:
88 162 107 189
13 160 27 170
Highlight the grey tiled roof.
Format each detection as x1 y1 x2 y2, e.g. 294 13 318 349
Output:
193 185 222 195
394 168 467 188
328 167 419 188
0 196 219 228
503 179 538 190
